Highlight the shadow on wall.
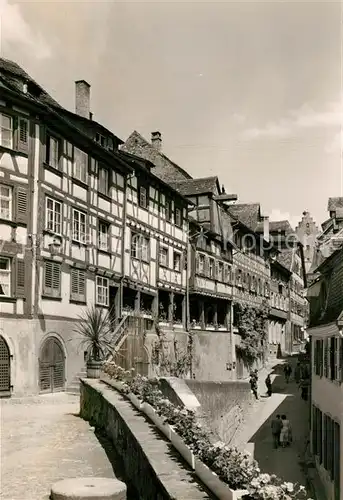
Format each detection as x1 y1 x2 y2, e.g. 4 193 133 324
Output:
185 379 252 445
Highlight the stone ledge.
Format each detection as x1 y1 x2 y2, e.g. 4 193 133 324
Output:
51 477 126 500
80 379 213 500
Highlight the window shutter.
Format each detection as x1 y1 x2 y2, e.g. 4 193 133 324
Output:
215 261 219 280
17 118 29 153
15 186 28 224
204 256 209 275
44 261 61 297
16 259 25 297
71 268 85 302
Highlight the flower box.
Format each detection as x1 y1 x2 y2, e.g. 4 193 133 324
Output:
142 402 171 440
101 376 125 393
170 428 195 469
194 458 247 500
128 393 143 410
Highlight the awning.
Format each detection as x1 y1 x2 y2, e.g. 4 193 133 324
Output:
307 322 339 338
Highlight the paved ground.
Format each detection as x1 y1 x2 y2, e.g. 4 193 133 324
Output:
231 358 310 496
0 393 131 500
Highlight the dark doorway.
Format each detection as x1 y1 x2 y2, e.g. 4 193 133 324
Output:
39 337 65 393
0 336 10 396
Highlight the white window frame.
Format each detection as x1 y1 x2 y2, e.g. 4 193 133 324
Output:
0 113 13 149
159 246 168 267
98 221 110 252
0 184 12 220
173 251 181 272
131 233 150 262
46 197 62 234
74 148 88 184
72 208 87 244
96 276 109 306
0 257 11 296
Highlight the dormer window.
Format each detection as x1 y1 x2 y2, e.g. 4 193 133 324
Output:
95 133 106 147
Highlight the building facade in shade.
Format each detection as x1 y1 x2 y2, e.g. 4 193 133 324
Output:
307 247 343 500
268 259 291 358
0 59 190 396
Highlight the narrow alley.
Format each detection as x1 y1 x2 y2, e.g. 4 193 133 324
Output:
232 358 310 494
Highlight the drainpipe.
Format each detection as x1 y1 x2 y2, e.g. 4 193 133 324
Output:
119 174 129 319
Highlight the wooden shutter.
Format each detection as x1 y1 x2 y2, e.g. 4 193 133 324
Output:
16 259 25 297
15 186 28 224
44 261 61 297
17 118 29 153
71 268 86 302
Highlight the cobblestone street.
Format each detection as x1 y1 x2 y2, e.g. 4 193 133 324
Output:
0 393 128 500
232 358 310 496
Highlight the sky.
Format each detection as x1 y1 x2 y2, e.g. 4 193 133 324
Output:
0 0 341 230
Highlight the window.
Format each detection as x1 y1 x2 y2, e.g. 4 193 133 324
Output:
0 257 11 296
46 197 62 234
138 185 148 208
173 251 181 272
98 166 109 195
165 199 172 222
0 184 12 220
70 268 86 302
46 135 60 169
0 113 12 149
197 253 205 274
209 258 215 278
96 276 109 306
43 261 61 297
175 207 182 227
159 246 168 267
74 148 88 183
72 209 86 243
217 261 224 281
198 208 210 222
236 269 242 286
131 233 149 262
96 133 107 147
98 221 110 252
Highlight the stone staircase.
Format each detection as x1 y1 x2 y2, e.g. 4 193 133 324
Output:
66 367 87 394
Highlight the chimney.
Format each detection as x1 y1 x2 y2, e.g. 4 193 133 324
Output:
151 131 162 151
75 80 90 119
263 216 270 242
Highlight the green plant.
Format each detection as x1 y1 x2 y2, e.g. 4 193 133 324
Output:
74 305 114 361
104 365 310 499
235 300 270 367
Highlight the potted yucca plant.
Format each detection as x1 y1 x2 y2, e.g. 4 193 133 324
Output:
74 305 114 378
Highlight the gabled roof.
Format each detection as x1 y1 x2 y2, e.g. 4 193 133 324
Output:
328 197 343 211
269 220 294 234
227 203 262 231
170 176 220 196
122 130 192 183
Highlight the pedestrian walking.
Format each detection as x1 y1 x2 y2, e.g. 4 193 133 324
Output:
271 414 282 449
249 374 258 400
284 363 292 383
265 373 272 397
294 362 301 384
280 414 292 448
299 378 309 401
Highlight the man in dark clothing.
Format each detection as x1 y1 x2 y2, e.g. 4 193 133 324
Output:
284 363 292 383
271 415 282 448
265 374 272 397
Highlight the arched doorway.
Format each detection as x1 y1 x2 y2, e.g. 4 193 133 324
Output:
0 336 11 396
39 337 65 393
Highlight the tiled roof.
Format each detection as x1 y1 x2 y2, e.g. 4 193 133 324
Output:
328 197 343 211
122 131 192 183
227 203 261 230
269 220 294 234
170 177 219 196
276 249 293 270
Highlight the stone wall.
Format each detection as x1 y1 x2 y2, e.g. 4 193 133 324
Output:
185 379 252 445
80 379 212 500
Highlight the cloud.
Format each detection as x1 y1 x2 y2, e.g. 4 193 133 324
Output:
232 113 246 124
242 100 341 141
268 208 301 231
325 130 342 154
0 0 51 59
